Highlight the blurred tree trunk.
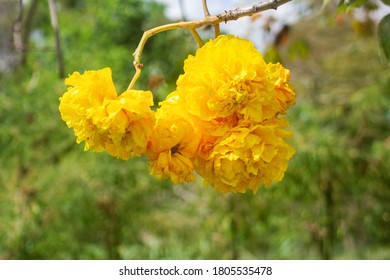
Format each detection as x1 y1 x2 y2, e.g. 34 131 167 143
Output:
0 0 38 72
0 0 19 72
21 0 39 65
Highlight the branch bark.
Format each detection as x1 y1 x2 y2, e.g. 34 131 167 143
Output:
128 0 293 89
202 0 211 17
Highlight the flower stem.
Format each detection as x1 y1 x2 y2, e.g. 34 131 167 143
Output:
127 65 141 91
190 28 204 48
213 23 220 38
202 0 211 17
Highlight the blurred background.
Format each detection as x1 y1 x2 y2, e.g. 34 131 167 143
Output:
0 0 389 259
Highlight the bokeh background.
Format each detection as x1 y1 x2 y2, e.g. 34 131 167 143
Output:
1 0 389 259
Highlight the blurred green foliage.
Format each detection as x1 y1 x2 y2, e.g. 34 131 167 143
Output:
379 14 390 67
0 0 389 260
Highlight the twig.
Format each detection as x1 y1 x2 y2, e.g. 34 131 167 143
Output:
190 29 204 48
128 0 293 90
202 0 220 38
202 0 211 17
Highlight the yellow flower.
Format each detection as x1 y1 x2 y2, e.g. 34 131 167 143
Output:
59 68 116 151
266 63 296 114
195 118 295 194
147 92 200 184
59 35 296 194
59 68 155 159
149 150 195 184
175 35 296 135
172 35 296 192
103 90 155 159
64 67 118 105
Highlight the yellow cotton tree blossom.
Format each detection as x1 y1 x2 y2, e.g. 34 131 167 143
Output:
266 63 296 115
171 34 296 193
175 35 295 132
59 68 117 152
102 90 155 159
147 92 200 184
59 68 155 159
59 34 296 194
195 118 295 194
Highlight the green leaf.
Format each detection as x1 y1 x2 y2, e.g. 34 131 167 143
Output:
381 0 390 6
264 46 283 64
288 39 311 60
378 13 390 67
337 0 369 14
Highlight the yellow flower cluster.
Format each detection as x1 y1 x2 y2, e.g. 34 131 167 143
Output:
59 68 154 160
59 35 296 194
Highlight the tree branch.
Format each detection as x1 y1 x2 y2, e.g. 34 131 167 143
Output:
217 0 292 22
128 0 293 90
202 0 211 17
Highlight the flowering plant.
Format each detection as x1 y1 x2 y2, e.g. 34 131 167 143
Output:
59 0 295 194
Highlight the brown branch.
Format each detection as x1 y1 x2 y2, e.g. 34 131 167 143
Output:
128 0 293 89
217 0 292 22
202 0 211 17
